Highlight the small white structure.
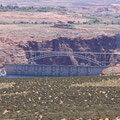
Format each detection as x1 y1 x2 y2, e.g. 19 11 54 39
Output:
0 68 6 77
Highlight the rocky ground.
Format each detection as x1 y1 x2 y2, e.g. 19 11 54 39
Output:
0 76 120 119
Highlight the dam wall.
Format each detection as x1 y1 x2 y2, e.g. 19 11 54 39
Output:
5 64 107 76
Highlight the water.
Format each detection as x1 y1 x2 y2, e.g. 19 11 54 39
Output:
2 75 60 78
2 75 42 78
1 75 98 78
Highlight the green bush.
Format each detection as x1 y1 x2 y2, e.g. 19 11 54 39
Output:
0 5 68 13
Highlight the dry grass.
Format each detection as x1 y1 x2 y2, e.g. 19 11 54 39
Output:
0 11 87 24
1 76 120 119
0 23 120 51
0 5 120 51
0 9 120 47
71 78 120 87
0 82 15 89
0 91 28 97
0 24 119 43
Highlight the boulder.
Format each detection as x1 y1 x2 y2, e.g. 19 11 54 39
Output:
101 64 120 75
0 64 4 68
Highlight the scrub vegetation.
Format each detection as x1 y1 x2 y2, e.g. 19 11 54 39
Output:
0 76 120 120
0 5 68 12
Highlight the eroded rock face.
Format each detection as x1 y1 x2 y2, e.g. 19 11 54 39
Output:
18 35 117 65
0 57 5 67
19 35 116 52
0 35 118 66
0 37 17 50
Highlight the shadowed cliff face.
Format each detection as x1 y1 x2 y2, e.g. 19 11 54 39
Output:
18 35 117 65
19 35 116 52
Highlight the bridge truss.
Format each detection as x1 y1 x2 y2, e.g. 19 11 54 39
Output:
0 49 120 67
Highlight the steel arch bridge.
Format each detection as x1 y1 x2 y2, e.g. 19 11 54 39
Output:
27 51 108 66
0 49 119 67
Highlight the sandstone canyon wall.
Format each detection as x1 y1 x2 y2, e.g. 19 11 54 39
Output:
18 35 117 65
0 35 118 66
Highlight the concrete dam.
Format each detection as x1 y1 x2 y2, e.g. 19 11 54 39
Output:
5 64 106 76
1 50 119 77
1 34 120 77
